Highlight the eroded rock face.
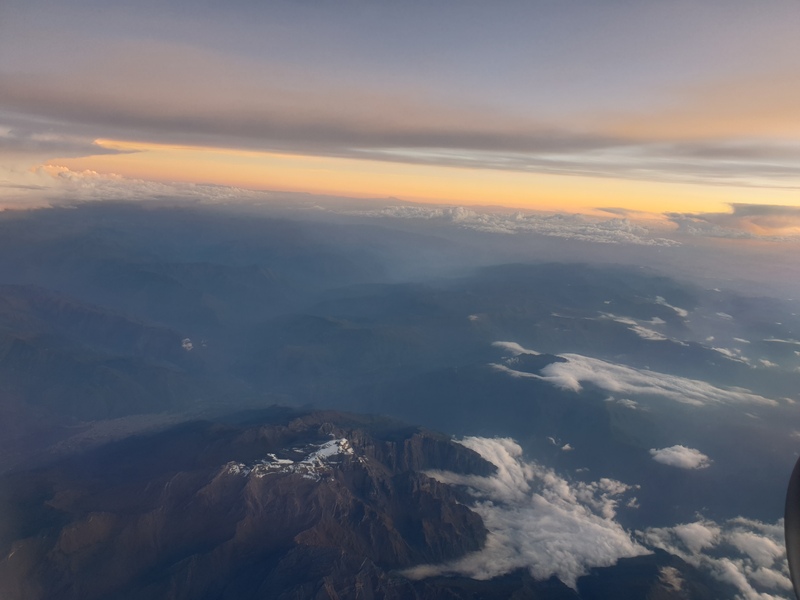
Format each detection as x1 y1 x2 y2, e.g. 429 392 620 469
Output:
0 410 491 600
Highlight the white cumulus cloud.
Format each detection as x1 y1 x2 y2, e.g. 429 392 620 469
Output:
641 518 791 600
650 445 712 469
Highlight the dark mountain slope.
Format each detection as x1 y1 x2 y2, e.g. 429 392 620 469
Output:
0 410 492 600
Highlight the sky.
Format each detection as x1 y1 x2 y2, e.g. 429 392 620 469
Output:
2 0 800 230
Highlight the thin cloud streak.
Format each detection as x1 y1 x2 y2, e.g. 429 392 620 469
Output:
3 58 800 191
491 345 778 407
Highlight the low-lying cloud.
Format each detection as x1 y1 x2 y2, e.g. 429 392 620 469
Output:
0 164 277 209
642 518 791 600
405 437 645 588
712 346 751 365
669 203 800 239
649 445 712 469
491 341 540 356
350 205 679 246
406 436 789 599
0 164 399 212
492 345 777 407
654 295 689 318
599 312 670 341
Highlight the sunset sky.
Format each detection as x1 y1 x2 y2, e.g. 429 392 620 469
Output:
2 0 800 229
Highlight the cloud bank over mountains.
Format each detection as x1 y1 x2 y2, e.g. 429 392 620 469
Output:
406 437 645 588
335 200 800 244
0 164 280 210
642 518 791 600
4 162 800 246
407 436 790 599
0 168 681 245
669 204 800 239
349 205 680 246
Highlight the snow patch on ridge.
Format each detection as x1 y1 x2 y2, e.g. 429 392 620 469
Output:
224 438 355 482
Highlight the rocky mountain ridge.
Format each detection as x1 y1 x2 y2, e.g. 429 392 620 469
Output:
0 410 492 599
0 409 732 599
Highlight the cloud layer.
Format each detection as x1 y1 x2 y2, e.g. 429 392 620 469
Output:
4 3 800 194
4 66 800 191
668 204 800 239
351 205 679 246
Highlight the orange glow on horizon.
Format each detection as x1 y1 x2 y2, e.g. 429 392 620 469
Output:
48 139 800 217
